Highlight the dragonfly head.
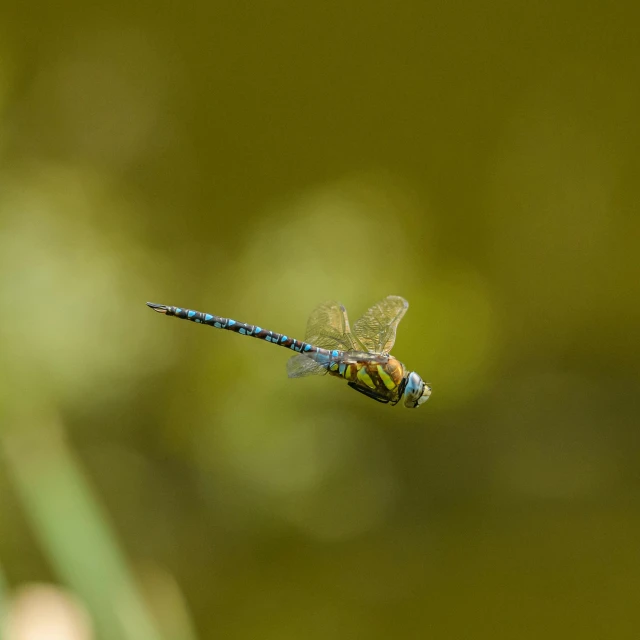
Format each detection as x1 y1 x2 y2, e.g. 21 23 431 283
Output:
403 371 432 408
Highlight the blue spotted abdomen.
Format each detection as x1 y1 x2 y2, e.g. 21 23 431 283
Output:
154 304 316 354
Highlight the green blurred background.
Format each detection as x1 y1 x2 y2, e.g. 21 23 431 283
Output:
0 1 638 638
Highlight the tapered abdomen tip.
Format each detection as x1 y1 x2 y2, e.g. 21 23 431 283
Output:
146 302 169 313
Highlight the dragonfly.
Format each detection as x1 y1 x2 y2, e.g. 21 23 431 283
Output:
146 295 431 408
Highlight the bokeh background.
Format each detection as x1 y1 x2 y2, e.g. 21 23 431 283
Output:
0 1 638 639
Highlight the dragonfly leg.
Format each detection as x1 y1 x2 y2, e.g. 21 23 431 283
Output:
347 382 389 403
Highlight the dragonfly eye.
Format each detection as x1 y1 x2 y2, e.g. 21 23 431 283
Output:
403 372 431 408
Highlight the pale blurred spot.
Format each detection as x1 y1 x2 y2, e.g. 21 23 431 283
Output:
491 372 621 500
24 28 179 169
220 173 433 326
0 164 177 410
2 583 93 640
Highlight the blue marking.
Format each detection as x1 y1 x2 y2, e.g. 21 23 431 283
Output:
239 328 246 334
188 310 196 318
214 322 222 328
290 344 296 350
195 319 201 323
280 335 288 343
205 314 213 321
339 363 346 375
228 319 235 326
266 335 271 342
176 308 182 313
304 344 311 351
255 326 262 333
331 350 339 357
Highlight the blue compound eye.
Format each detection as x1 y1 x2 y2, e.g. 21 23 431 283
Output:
403 372 430 408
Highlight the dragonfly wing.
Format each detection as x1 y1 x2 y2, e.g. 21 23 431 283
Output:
304 300 363 351
352 295 409 355
287 354 328 378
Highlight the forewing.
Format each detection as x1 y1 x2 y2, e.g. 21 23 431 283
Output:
287 354 328 378
352 295 409 354
304 300 362 351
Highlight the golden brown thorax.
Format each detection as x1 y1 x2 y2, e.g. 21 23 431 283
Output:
328 354 407 404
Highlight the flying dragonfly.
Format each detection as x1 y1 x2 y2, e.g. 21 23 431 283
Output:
146 295 431 408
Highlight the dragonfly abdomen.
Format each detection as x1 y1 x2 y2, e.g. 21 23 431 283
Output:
146 302 315 353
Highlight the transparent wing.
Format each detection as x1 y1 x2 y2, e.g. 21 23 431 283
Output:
303 300 363 351
352 295 409 355
287 354 328 378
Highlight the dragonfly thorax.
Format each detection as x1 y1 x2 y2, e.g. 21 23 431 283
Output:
403 371 432 409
